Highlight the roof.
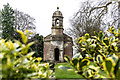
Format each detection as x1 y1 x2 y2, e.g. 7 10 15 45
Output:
53 7 63 17
44 33 72 42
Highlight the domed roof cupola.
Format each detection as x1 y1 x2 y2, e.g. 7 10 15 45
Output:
52 7 64 28
53 7 63 17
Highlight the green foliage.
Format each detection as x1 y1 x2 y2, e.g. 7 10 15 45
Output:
0 30 53 79
1 3 15 41
0 3 36 41
29 34 44 58
59 26 120 79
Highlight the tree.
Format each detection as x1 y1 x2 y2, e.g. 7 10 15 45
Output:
88 0 120 29
68 0 106 53
67 0 120 53
68 0 110 38
1 3 36 41
14 9 36 33
28 34 44 58
13 9 36 40
1 3 15 41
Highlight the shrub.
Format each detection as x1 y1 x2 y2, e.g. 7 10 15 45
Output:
0 30 54 79
59 26 120 79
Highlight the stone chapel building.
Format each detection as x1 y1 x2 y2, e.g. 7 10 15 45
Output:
44 7 73 62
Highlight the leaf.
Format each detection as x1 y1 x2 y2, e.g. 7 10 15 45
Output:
73 53 83 59
110 54 119 66
15 40 22 47
25 30 29 34
20 42 34 54
96 55 103 64
98 31 103 40
90 44 96 48
5 40 14 50
85 33 89 40
111 45 116 51
27 72 38 78
103 39 109 46
114 59 119 76
7 56 11 67
22 35 28 44
17 30 28 44
81 48 86 51
77 61 80 70
105 60 112 73
26 42 34 48
103 58 115 77
77 59 90 70
94 31 98 37
78 37 82 43
25 52 35 59
80 59 90 69
70 58 78 66
37 57 42 61
110 36 115 42
64 55 70 62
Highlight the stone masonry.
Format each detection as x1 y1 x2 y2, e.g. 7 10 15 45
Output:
44 7 73 62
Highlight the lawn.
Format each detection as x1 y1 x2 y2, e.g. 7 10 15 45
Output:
54 62 83 79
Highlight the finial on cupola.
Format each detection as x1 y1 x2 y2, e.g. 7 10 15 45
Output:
57 7 59 11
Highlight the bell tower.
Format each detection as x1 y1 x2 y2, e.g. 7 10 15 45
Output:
44 7 73 62
51 7 64 35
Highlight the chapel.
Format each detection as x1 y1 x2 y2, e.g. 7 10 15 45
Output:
44 7 73 62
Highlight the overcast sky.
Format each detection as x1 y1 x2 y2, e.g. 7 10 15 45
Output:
0 0 86 37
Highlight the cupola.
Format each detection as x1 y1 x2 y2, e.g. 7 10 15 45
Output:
51 7 64 35
52 7 63 28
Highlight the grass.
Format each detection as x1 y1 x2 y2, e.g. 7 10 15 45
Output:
53 62 120 79
54 62 83 79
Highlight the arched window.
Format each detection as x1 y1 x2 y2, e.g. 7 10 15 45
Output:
55 19 59 26
54 48 59 61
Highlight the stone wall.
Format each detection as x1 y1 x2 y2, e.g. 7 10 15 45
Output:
50 40 64 61
44 34 73 62
64 41 73 60
44 41 50 61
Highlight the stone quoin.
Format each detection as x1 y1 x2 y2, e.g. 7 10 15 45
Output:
44 7 73 62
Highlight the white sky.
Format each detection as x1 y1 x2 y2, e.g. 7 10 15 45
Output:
0 0 85 37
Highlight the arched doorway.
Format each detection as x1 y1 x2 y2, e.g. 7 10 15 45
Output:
54 48 59 61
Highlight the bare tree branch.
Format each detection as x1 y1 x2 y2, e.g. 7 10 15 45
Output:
90 2 112 14
14 9 36 32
